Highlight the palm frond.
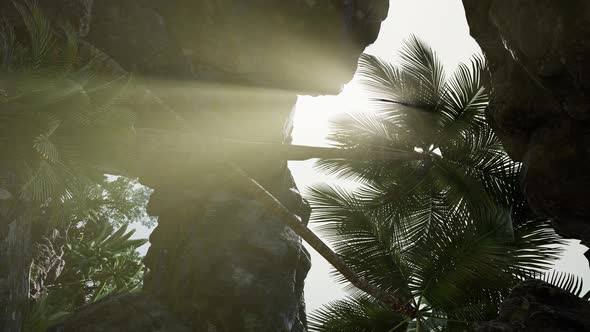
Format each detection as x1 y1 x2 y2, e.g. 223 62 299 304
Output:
536 270 584 297
307 184 413 297
439 125 519 207
1 2 137 208
399 35 446 110
510 217 564 273
410 209 514 307
357 53 405 102
437 55 488 143
33 117 61 162
317 111 416 183
54 22 79 71
0 16 17 65
13 0 55 67
20 161 60 203
308 295 408 332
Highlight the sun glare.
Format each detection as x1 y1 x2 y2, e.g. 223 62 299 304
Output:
292 82 368 147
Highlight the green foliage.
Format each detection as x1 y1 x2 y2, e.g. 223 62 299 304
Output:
25 222 146 331
308 185 564 330
317 37 515 242
0 3 153 330
23 175 153 331
0 0 135 209
54 176 156 228
309 295 409 332
533 270 584 297
308 37 566 331
55 222 146 305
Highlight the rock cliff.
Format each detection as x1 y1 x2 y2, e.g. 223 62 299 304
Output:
0 1 388 331
474 281 590 332
462 1 590 330
462 0 590 246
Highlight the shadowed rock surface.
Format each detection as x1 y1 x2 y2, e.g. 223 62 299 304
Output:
0 1 389 331
463 1 590 330
473 280 590 332
47 293 192 332
462 0 590 246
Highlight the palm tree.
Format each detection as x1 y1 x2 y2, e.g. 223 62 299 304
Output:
304 37 566 330
307 185 563 330
314 36 517 244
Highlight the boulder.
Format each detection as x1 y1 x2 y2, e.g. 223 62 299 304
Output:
473 280 590 332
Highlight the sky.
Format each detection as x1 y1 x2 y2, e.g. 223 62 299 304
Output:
290 0 590 311
132 0 590 315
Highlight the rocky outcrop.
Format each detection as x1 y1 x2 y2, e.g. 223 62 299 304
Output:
474 280 590 332
0 1 389 331
462 0 590 250
48 293 193 332
462 2 590 330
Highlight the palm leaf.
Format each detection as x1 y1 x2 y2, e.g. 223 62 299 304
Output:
537 270 584 297
33 116 61 162
20 160 60 202
0 16 17 64
13 0 55 67
308 295 408 332
437 55 488 143
399 35 446 110
308 184 413 298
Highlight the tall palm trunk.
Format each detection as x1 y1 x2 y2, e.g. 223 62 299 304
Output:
228 165 418 318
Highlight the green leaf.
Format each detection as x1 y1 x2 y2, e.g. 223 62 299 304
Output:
13 0 55 67
309 37 566 330
308 295 408 332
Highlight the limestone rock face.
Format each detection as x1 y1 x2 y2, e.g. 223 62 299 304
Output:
473 280 590 332
462 0 590 248
4 1 389 331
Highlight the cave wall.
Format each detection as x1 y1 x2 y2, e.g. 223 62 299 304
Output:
474 280 590 332
0 1 389 331
462 1 590 330
462 0 590 247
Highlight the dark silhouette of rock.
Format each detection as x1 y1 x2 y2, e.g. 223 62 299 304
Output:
47 293 192 332
473 280 590 332
463 1 590 330
462 0 590 255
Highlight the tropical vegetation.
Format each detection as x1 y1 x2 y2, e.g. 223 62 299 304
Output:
307 37 569 331
0 3 152 331
25 219 147 331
